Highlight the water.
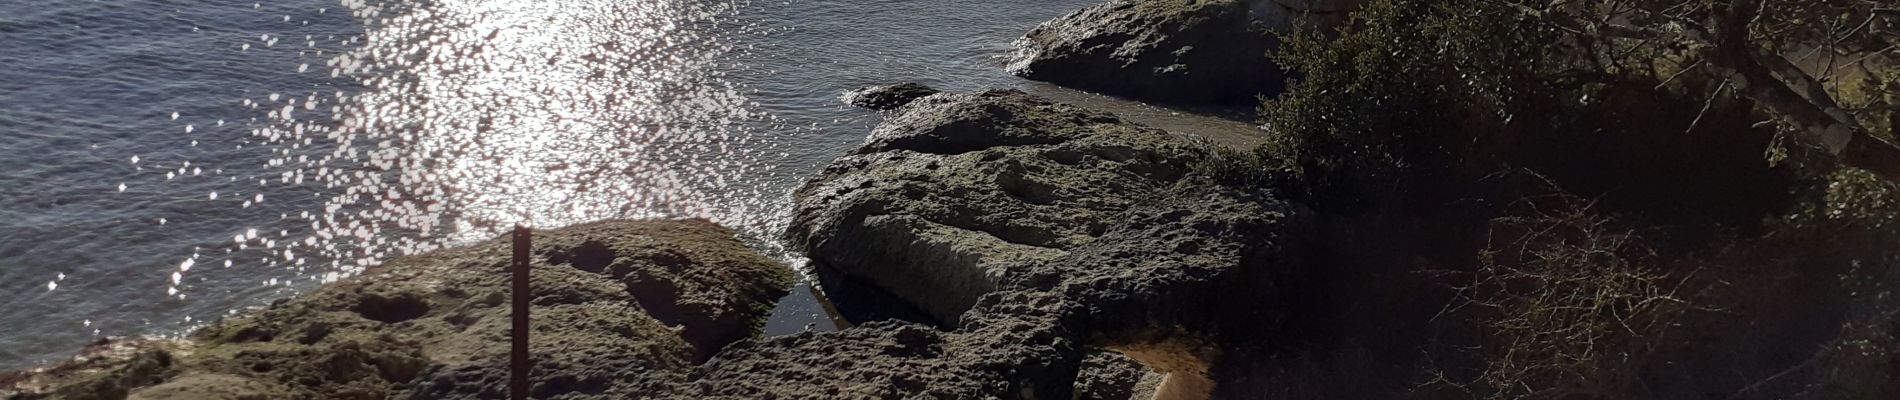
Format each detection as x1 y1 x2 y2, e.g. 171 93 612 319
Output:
0 0 1250 369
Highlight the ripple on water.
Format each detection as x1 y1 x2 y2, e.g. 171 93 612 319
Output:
0 0 1155 369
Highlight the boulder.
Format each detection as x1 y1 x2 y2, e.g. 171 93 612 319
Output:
1008 0 1285 107
787 89 1314 398
789 89 1205 325
842 83 941 110
4 219 793 400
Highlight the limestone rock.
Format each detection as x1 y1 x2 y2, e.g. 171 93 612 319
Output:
0 337 187 400
789 89 1204 325
1074 351 1163 400
5 220 793 400
786 89 1312 398
1009 0 1285 107
843 83 941 111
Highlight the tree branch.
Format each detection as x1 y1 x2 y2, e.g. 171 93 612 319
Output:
1500 0 1900 180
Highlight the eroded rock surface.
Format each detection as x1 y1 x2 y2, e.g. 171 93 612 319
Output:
785 90 1310 398
3 220 792 400
1009 0 1284 107
791 89 1206 325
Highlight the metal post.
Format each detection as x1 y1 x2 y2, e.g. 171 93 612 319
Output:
511 225 531 400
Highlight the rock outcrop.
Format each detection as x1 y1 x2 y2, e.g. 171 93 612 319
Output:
12 91 1307 400
1009 0 1370 108
2 220 793 400
787 90 1311 398
843 83 941 111
1009 0 1285 107
791 89 1207 325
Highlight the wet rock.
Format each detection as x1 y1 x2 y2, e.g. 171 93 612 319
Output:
5 220 793 400
1 337 186 400
843 82 941 110
1009 0 1285 107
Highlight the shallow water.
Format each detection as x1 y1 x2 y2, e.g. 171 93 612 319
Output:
0 0 1252 369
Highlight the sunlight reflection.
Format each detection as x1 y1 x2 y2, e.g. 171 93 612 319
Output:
225 0 779 287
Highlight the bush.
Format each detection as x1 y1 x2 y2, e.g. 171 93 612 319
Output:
1818 168 1900 237
1256 0 1802 225
1431 200 1703 400
1258 0 1573 212
1197 145 1297 190
1787 168 1900 399
1240 0 1900 398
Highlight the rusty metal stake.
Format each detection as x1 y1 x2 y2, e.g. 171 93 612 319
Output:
511 225 531 400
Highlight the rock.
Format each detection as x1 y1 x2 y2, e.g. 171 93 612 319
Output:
5 219 793 400
1009 0 1285 107
13 89 1314 399
789 89 1204 325
843 83 941 110
787 89 1314 398
1074 351 1162 400
652 285 1093 400
128 373 291 400
1 337 187 400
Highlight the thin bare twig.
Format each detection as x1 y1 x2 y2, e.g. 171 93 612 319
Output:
1686 78 1732 134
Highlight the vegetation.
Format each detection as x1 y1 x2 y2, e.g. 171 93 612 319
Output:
1205 0 1900 398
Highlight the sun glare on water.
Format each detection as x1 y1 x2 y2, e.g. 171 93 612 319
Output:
167 0 779 295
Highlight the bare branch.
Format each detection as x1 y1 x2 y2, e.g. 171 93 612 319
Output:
1500 0 1900 180
1685 79 1731 134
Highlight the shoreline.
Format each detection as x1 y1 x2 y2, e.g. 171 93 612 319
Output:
6 1 1292 398
13 0 1889 398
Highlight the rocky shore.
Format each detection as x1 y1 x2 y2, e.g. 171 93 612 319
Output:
5 1 1363 399
13 0 1890 398
3 220 795 399
7 86 1313 399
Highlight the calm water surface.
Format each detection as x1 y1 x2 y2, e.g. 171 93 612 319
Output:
0 0 1250 369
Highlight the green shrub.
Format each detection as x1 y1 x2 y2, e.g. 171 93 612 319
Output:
1197 145 1297 190
1259 0 1574 211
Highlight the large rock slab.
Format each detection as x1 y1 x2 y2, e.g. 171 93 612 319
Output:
789 89 1205 325
1008 0 1285 107
786 89 1312 398
3 219 793 400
